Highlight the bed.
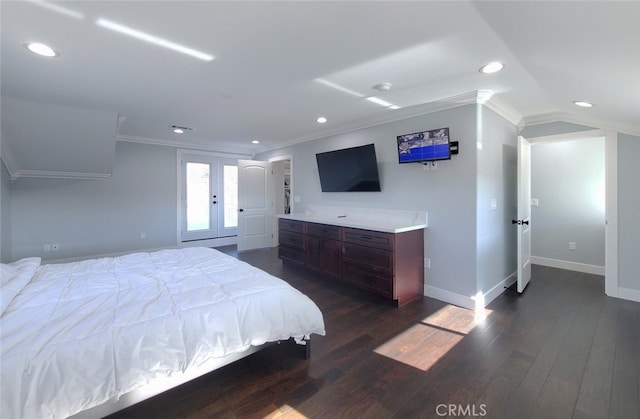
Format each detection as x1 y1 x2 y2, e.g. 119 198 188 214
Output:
0 247 325 419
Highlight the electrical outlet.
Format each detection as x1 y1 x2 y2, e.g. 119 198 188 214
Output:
430 161 437 170
52 243 60 251
531 198 540 207
569 242 576 250
424 258 431 269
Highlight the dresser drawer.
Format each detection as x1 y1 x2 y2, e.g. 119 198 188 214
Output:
279 230 304 248
279 219 304 233
342 263 393 298
343 242 393 275
306 222 341 240
278 245 304 264
342 228 394 250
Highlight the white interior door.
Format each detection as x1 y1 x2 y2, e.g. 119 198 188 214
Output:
237 160 273 252
516 135 532 293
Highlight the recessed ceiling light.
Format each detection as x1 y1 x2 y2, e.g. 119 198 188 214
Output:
317 117 327 124
25 42 58 57
372 82 392 92
171 124 192 134
389 105 401 110
573 101 594 108
479 62 504 74
251 140 260 144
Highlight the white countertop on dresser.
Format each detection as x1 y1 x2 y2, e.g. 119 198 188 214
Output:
277 213 427 234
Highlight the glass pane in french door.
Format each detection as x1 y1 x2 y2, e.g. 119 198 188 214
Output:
223 165 238 228
186 162 211 231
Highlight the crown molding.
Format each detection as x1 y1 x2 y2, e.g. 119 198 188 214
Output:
9 170 111 181
116 134 254 156
483 94 523 126
0 143 19 180
274 91 487 150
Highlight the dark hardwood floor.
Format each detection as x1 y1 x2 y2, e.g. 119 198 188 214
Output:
108 246 639 419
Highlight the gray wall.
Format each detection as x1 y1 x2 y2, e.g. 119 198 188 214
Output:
258 104 517 301
618 133 640 292
1 159 11 262
531 137 605 266
476 106 518 295
9 141 177 261
520 121 596 138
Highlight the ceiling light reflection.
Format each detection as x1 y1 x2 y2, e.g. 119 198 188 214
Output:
96 18 214 61
26 0 85 19
314 78 364 98
366 96 393 107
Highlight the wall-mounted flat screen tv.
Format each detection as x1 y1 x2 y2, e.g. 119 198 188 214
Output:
315 143 381 192
397 127 451 163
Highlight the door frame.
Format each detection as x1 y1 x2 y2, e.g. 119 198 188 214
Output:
176 149 249 248
524 129 617 297
269 154 293 247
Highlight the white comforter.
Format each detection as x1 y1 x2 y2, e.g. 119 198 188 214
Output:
0 247 325 419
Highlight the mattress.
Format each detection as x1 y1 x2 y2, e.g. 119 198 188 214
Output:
0 247 325 418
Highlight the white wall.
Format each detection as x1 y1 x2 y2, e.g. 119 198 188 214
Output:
531 137 605 269
9 142 178 261
618 133 640 295
0 159 12 262
476 105 518 300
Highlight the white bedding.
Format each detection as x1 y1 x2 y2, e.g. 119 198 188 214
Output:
0 247 325 419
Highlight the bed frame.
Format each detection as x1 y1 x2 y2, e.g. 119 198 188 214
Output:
69 338 310 419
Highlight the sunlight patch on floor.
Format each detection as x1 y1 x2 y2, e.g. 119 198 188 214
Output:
374 304 493 372
264 404 308 418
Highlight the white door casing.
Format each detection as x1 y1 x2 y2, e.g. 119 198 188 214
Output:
237 160 273 252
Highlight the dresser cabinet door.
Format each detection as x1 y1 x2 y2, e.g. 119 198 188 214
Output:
305 223 342 278
278 219 305 264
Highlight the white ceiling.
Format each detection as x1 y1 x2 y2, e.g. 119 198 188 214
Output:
1 1 639 166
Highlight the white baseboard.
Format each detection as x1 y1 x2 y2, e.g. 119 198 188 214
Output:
531 256 605 276
424 272 517 311
44 245 180 264
424 285 475 310
179 236 237 248
485 271 517 305
44 238 238 264
616 286 640 303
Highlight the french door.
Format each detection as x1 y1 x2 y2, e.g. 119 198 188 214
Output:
179 153 238 242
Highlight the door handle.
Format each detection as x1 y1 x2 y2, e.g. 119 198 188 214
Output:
512 219 530 225
239 209 244 212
